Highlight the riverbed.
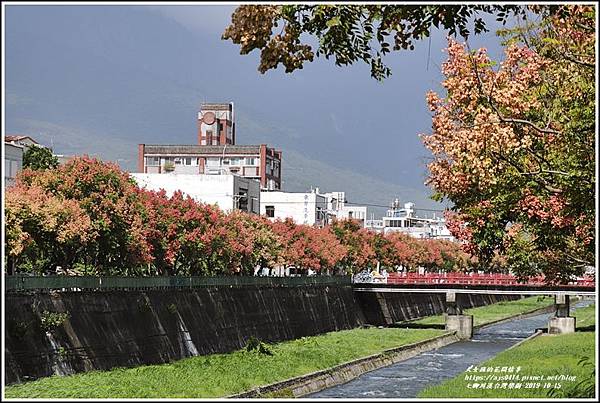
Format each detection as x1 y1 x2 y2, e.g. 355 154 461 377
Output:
308 299 594 398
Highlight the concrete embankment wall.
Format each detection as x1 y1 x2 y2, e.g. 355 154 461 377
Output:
5 286 521 384
356 291 522 325
5 285 364 384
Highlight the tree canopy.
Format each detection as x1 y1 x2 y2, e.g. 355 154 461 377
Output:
222 4 567 80
22 145 59 171
422 5 595 282
6 157 473 276
223 4 595 283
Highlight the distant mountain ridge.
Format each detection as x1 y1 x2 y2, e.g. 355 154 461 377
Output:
5 5 446 215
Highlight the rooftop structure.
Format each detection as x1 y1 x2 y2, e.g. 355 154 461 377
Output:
137 102 282 190
4 135 41 148
197 102 235 146
367 199 455 240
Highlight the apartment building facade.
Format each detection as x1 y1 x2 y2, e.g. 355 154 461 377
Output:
137 144 281 190
137 102 282 190
260 191 329 227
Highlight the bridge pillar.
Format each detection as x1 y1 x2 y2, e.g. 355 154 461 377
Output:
445 292 473 339
548 294 576 334
375 292 394 325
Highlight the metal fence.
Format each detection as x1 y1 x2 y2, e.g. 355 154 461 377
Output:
4 275 352 292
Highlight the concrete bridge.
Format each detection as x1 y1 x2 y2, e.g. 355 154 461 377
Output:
353 273 595 338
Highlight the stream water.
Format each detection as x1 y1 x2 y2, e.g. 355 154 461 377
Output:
308 299 594 398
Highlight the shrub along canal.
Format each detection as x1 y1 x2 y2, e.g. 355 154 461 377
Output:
308 299 595 398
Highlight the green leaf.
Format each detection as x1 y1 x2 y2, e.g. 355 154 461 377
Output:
326 17 341 28
541 37 560 45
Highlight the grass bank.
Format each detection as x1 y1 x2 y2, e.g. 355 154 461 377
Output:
411 296 554 327
5 327 445 398
419 303 596 398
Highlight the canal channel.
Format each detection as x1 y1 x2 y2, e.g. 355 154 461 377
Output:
308 299 594 398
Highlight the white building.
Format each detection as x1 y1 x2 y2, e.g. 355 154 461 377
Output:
131 173 260 214
4 142 24 187
336 205 368 226
4 135 48 187
321 191 368 227
365 219 385 233
322 191 346 212
260 189 329 226
5 135 42 149
375 199 455 241
260 188 369 227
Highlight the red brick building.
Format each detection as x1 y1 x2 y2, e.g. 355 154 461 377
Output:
197 102 235 146
137 103 282 190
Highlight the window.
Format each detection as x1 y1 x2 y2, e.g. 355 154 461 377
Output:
211 138 218 145
162 157 175 172
237 189 248 211
222 158 230 165
348 211 353 219
146 156 160 166
265 206 275 218
231 157 243 165
245 157 256 165
174 157 182 165
206 130 213 138
206 157 220 166
184 157 193 166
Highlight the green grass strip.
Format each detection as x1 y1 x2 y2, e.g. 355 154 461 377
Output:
419 303 596 398
5 327 445 398
412 296 554 327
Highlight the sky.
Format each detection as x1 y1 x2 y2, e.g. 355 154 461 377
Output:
4 3 509 211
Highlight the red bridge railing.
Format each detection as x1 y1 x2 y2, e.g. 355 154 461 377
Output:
384 272 595 288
